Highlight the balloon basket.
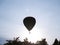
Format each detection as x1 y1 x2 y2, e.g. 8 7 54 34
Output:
29 31 31 34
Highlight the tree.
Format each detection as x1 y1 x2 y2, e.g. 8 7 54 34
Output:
36 39 48 45
4 37 22 45
58 40 60 45
23 38 29 45
53 38 59 45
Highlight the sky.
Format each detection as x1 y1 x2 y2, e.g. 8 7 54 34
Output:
0 0 60 45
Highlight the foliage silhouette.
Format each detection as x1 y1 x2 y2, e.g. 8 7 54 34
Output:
3 37 60 45
4 37 22 45
58 40 60 45
36 39 48 45
53 38 59 45
4 37 49 45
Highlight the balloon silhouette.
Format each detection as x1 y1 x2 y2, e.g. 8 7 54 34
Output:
23 16 36 31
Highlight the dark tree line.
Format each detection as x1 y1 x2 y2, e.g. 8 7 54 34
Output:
4 37 60 45
53 38 60 45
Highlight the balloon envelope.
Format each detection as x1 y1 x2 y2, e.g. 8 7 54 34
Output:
23 16 36 31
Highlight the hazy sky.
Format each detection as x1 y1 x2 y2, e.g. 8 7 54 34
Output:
0 0 60 45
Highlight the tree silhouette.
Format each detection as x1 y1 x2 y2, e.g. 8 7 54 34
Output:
36 39 48 45
4 37 60 45
4 37 48 45
4 37 22 45
53 38 59 45
23 38 29 45
58 40 60 45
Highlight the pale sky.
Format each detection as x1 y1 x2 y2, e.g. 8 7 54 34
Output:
0 0 60 45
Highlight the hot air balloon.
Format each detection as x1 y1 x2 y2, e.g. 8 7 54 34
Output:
23 16 36 33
